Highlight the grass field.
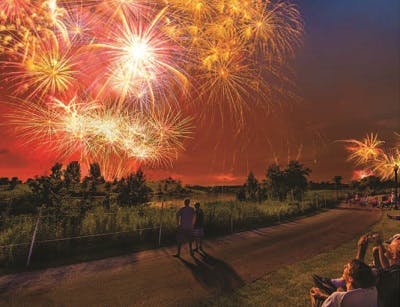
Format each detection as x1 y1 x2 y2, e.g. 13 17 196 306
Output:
206 209 398 307
0 191 338 272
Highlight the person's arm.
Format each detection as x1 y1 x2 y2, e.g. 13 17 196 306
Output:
310 287 329 300
356 234 368 261
310 287 329 307
371 234 390 269
192 211 196 227
376 240 390 269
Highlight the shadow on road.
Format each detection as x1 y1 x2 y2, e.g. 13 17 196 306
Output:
178 251 244 293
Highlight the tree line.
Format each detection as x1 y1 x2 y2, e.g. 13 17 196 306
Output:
1 161 153 216
237 160 312 202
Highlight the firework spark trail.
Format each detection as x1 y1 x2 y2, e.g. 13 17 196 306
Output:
0 0 303 178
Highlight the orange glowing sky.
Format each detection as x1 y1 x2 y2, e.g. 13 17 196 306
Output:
0 0 399 185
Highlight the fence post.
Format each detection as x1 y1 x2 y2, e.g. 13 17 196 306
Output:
230 205 234 233
158 201 164 246
27 206 42 267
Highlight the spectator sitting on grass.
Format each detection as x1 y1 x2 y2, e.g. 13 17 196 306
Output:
372 233 400 307
312 233 400 307
310 259 377 307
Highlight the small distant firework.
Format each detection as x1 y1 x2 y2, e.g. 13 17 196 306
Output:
343 132 400 180
371 149 400 180
343 133 384 165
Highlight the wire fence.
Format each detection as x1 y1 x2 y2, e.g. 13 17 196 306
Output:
0 197 338 267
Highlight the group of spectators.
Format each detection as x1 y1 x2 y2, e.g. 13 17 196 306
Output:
310 232 400 307
346 191 398 210
174 198 205 257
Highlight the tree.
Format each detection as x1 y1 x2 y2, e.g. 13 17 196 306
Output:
117 169 152 206
28 176 65 211
266 164 288 201
245 171 259 201
257 185 268 203
89 162 104 184
333 175 342 186
236 187 246 201
285 161 311 201
9 177 20 190
64 161 81 188
333 175 343 200
50 163 63 181
359 176 383 195
0 177 9 186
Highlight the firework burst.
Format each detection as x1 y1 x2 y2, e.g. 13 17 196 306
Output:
2 35 78 98
343 132 400 181
371 149 400 180
5 96 192 178
1 0 302 178
343 133 384 165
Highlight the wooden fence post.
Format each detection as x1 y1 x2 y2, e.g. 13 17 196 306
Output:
158 201 164 246
230 205 234 233
27 206 42 267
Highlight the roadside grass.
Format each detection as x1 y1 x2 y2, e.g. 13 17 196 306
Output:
0 196 338 273
206 210 399 307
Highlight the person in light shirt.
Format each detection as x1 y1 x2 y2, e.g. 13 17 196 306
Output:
310 259 377 307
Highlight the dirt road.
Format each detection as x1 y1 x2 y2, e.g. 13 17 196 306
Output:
0 207 381 306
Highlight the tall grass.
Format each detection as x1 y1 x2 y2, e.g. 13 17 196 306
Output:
0 193 338 271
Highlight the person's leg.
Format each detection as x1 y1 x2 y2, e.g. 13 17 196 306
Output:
189 241 194 255
174 243 181 257
174 230 182 257
193 237 199 251
187 230 194 255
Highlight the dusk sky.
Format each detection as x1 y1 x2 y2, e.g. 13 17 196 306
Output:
0 0 399 185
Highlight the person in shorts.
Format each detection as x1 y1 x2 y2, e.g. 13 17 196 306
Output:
193 202 204 252
174 198 195 257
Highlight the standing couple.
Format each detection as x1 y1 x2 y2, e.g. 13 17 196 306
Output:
174 198 204 257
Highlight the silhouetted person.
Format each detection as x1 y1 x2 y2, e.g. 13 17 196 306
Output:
174 198 195 257
193 202 205 252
